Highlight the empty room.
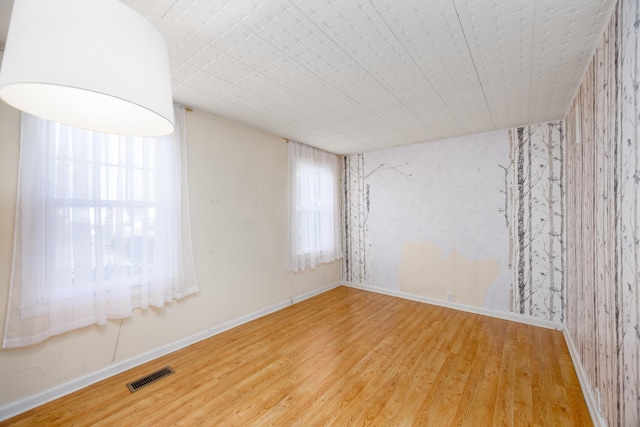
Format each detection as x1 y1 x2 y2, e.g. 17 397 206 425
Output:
0 0 638 425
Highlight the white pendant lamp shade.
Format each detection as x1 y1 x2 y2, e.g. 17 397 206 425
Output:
0 0 175 136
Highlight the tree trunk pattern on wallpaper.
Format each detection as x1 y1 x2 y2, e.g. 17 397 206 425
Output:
559 121 566 321
342 154 371 284
506 122 565 323
516 127 526 314
565 0 639 425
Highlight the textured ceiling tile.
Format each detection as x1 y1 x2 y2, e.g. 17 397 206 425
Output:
0 0 618 154
216 0 283 24
190 10 237 41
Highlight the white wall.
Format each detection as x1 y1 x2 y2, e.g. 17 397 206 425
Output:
343 123 565 321
364 130 511 311
0 102 341 411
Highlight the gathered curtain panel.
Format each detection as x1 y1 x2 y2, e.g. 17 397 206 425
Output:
2 105 198 349
288 140 342 272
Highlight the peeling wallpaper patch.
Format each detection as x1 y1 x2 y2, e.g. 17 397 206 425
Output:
398 240 498 306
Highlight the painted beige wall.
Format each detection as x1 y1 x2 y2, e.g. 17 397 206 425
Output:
0 102 341 409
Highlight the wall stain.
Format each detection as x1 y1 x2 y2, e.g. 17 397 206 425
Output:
398 240 498 307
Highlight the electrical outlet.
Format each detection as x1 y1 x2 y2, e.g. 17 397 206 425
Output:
446 292 453 302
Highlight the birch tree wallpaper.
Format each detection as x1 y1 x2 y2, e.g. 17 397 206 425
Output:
505 123 565 323
564 0 639 425
342 154 370 284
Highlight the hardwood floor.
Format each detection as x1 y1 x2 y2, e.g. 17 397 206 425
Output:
1 286 591 426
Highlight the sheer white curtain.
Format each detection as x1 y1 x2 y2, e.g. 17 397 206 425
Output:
2 105 198 348
288 141 342 272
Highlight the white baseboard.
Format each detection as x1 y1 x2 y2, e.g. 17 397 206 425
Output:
563 330 608 427
342 282 563 330
0 281 342 422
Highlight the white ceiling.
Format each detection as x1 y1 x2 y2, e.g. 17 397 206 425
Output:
0 0 616 154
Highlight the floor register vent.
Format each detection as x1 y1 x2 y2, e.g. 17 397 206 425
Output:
126 366 175 393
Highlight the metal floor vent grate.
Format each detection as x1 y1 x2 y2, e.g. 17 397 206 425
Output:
126 366 174 393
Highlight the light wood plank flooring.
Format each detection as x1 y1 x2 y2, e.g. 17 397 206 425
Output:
2 286 591 426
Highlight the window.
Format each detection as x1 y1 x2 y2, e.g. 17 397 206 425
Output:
288 140 342 272
2 105 198 348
